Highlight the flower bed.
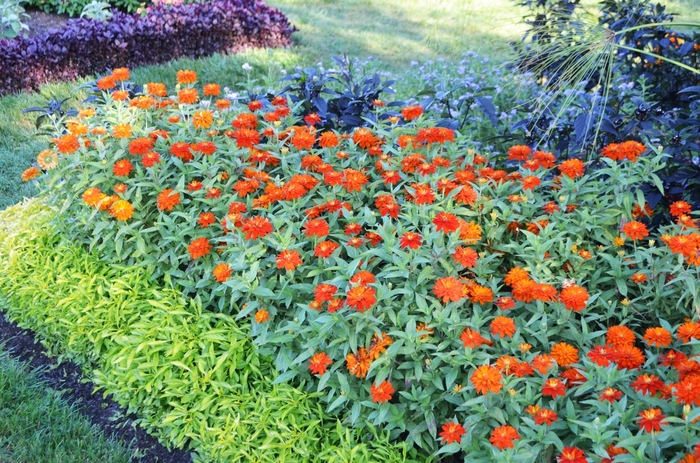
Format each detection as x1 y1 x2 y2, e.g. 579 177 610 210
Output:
12 67 700 461
0 0 295 96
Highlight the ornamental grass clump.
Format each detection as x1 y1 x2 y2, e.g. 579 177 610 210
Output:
19 67 700 460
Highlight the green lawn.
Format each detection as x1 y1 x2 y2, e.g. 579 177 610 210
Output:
0 347 133 463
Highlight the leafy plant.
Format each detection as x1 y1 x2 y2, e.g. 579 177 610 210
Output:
22 96 79 133
0 0 29 39
277 55 403 132
80 0 113 22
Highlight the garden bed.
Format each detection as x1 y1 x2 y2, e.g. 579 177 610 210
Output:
4 63 700 461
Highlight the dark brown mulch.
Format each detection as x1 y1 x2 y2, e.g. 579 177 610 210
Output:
22 7 71 38
0 310 193 463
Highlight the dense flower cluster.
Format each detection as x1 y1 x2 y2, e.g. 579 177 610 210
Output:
24 69 700 459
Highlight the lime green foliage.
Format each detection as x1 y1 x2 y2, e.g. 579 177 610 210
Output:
0 348 133 463
0 199 424 463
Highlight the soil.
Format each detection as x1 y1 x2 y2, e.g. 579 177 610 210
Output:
22 7 71 38
0 311 193 463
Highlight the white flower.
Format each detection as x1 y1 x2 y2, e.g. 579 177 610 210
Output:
242 63 252 71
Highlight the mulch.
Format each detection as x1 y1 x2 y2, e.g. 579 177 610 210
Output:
0 310 193 463
22 8 70 38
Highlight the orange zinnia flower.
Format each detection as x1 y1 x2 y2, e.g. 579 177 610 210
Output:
631 373 664 395
231 129 260 148
314 283 338 303
504 267 529 286
112 159 134 177
170 142 194 162
342 168 369 192
531 354 556 374
508 145 531 162
368 332 393 360
309 352 332 375
128 137 153 155
453 246 478 268
621 221 649 241
677 322 700 343
254 309 270 323
112 67 130 81
156 189 180 211
587 345 612 367
399 232 422 250
534 408 558 425
350 271 376 286
141 151 161 167
346 348 371 378
433 211 460 233
304 219 330 238
643 327 672 347
187 237 211 259
108 200 134 221
319 131 339 148
240 216 273 240
401 105 423 121
346 285 376 312
521 175 541 190
416 127 454 144
542 378 567 398
673 375 700 406
460 328 488 348
599 387 623 403
637 408 666 432
551 342 579 366
558 159 585 178
21 166 41 181
176 69 197 84
606 325 636 347
276 250 302 271
670 201 693 217
314 241 339 258
291 129 316 151
559 284 589 312
489 425 520 450
203 83 220 96
558 446 587 463
352 127 380 149
97 75 117 90
433 277 464 303
370 380 394 403
610 344 645 370
469 284 493 305
496 297 515 310
439 421 466 445
146 82 167 97
490 316 516 338
54 133 81 153
192 110 214 129
212 263 232 282
178 88 198 105
471 365 503 394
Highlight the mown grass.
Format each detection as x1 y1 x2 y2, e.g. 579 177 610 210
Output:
0 347 134 463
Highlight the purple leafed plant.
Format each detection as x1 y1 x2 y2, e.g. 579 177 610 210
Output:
0 0 296 95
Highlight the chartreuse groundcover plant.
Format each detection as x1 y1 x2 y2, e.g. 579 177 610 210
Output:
11 66 700 461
